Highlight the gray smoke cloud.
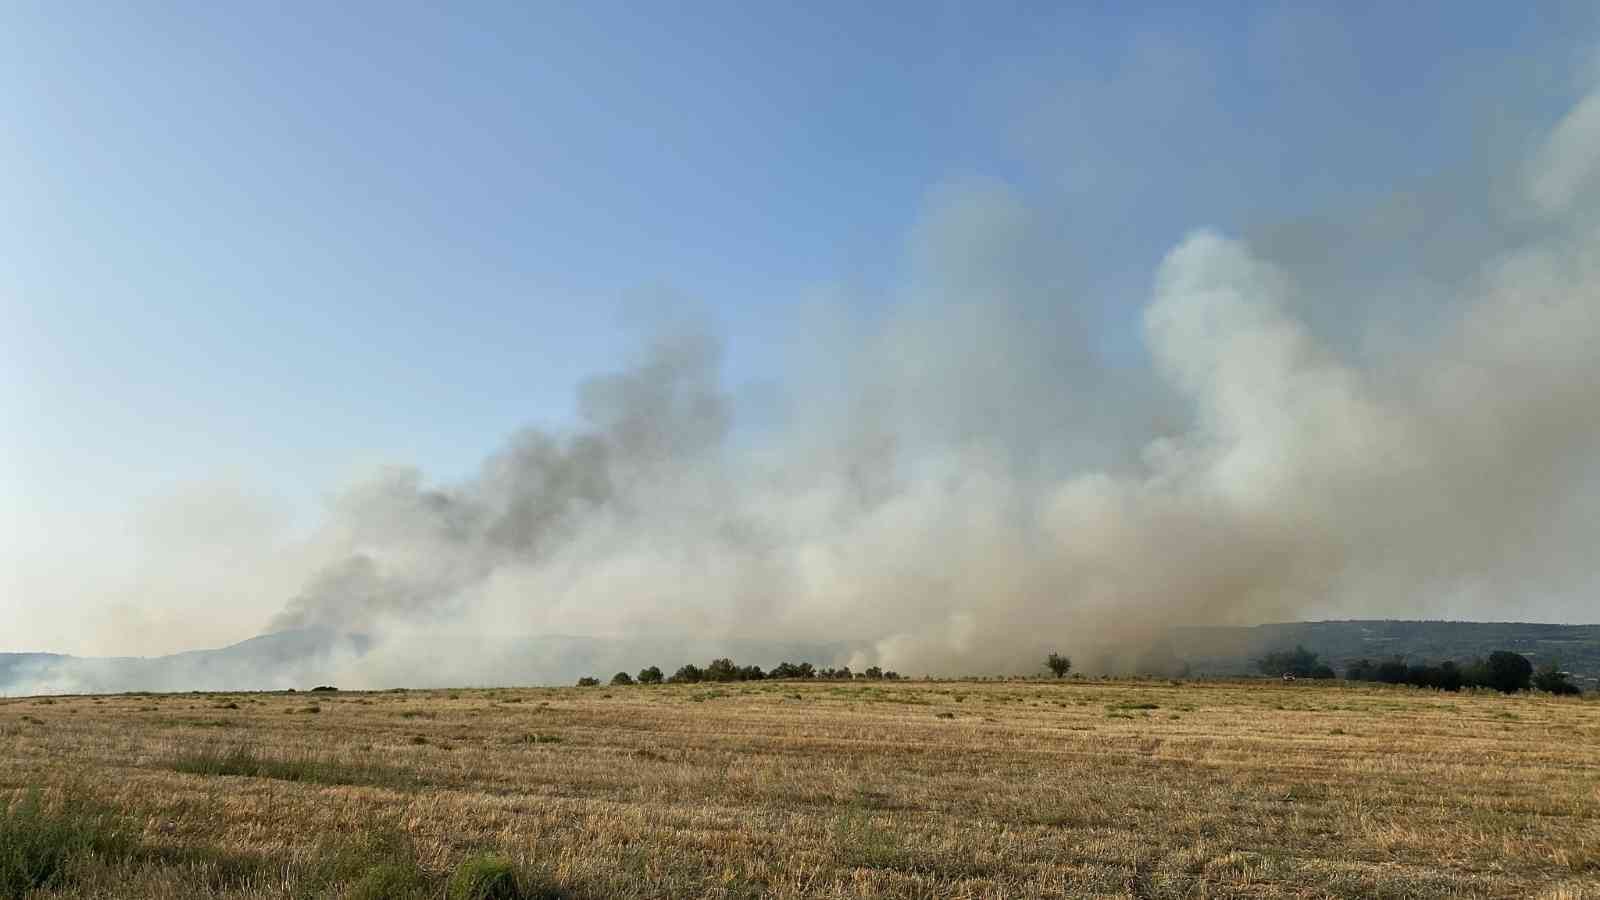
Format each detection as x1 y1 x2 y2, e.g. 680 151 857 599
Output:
237 80 1600 684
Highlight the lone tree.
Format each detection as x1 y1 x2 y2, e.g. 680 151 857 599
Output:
1046 652 1072 678
610 671 634 686
576 676 600 687
637 665 663 685
1484 651 1534 693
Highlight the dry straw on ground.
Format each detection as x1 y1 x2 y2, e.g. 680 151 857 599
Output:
2 678 1597 898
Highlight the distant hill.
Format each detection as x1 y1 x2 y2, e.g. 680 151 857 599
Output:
1176 620 1600 687
0 629 374 696
0 629 855 696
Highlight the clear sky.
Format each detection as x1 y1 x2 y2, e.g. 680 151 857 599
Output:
4 3 1597 655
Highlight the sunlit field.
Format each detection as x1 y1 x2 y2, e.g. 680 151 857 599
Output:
3 678 1597 899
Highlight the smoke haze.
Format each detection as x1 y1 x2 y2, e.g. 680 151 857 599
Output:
221 83 1600 684
6 40 1599 691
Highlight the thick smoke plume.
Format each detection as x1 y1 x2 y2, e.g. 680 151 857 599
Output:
245 83 1600 685
11 79 1595 693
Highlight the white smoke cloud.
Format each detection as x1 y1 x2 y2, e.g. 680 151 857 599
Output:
1526 89 1600 218
7 71 1598 690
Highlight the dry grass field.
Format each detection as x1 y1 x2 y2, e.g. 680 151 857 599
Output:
2 678 1597 899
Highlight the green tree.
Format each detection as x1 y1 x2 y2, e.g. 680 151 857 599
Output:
668 664 704 684
704 658 740 682
1484 651 1533 693
637 665 663 685
610 671 634 686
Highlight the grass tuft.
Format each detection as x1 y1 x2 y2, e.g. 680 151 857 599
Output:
447 853 550 900
165 743 419 789
348 861 432 900
0 789 134 899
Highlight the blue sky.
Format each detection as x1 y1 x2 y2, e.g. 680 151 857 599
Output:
3 3 1598 653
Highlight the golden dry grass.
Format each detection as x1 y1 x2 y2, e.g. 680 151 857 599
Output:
2 678 1597 898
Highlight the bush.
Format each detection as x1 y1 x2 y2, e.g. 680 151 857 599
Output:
609 672 634 686
1046 653 1072 678
637 666 663 684
737 664 765 681
310 685 338 692
1533 663 1581 695
447 854 523 900
862 666 883 680
575 677 600 687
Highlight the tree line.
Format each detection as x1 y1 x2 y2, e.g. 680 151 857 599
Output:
574 646 1582 693
1260 644 1582 694
578 658 902 687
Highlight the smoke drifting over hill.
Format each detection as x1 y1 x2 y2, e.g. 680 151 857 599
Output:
236 82 1600 686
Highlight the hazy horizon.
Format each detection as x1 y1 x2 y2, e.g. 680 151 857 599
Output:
6 5 1599 682
16 616 1600 663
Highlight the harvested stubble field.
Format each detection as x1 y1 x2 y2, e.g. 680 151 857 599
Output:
1 679 1597 899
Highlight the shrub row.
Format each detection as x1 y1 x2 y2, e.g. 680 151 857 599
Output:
1346 650 1579 694
579 658 901 687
